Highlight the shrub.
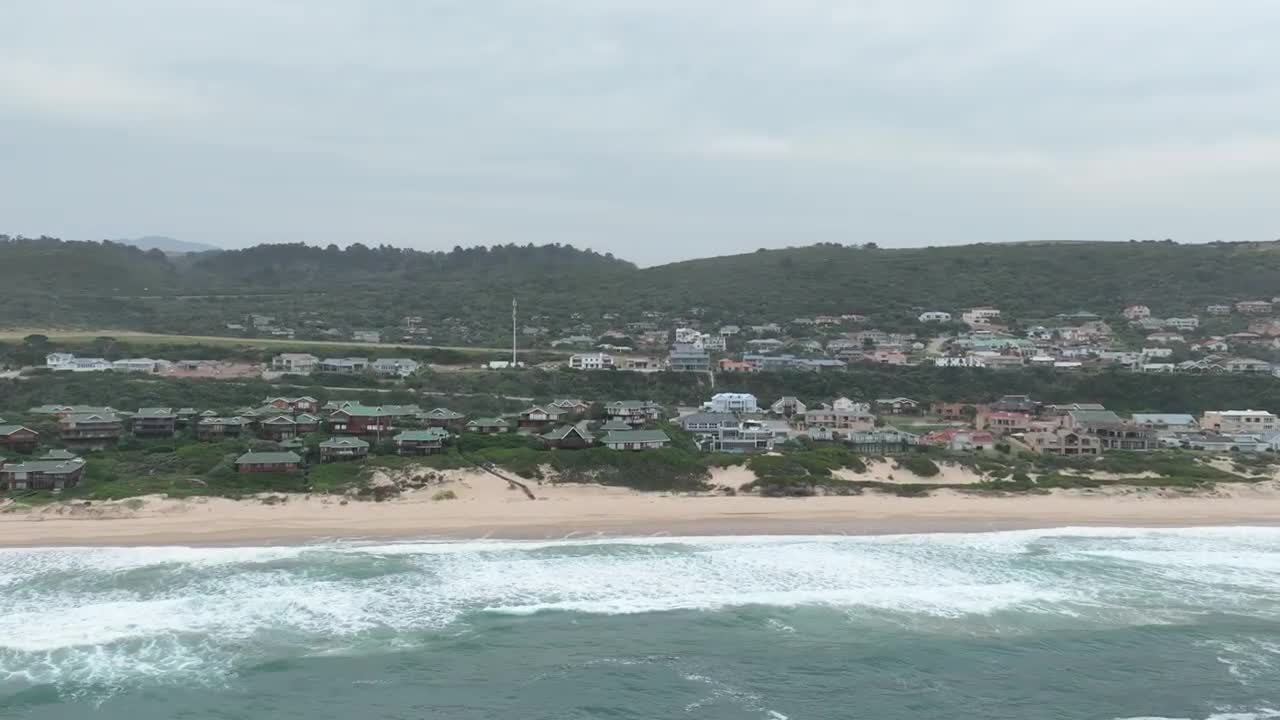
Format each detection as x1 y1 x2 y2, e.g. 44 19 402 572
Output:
895 454 940 478
432 490 458 501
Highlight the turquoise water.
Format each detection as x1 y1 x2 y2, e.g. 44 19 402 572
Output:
1 528 1279 719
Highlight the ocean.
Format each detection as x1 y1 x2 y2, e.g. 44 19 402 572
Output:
1 528 1278 719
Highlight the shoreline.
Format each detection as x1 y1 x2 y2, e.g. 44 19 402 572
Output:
3 470 1280 547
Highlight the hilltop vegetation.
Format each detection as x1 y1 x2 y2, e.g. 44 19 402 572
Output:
5 235 1280 342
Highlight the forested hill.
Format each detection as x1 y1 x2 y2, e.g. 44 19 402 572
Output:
3 234 1280 337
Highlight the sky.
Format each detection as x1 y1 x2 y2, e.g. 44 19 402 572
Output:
2 1 1278 266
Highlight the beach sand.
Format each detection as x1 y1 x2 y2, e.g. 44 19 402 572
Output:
2 467 1280 546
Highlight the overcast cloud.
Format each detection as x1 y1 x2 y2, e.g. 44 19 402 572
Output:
2 0 1277 265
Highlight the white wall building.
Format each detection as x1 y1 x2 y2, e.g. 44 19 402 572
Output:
700 333 727 351
46 353 113 372
918 311 952 323
569 352 615 371
702 393 760 414
112 358 165 373
1201 410 1278 434
961 307 1001 325
674 327 702 345
272 353 319 375
1165 317 1200 331
1122 305 1152 320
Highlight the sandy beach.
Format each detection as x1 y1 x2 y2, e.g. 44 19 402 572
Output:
2 467 1280 546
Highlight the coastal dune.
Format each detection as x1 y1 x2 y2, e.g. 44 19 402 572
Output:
2 468 1279 546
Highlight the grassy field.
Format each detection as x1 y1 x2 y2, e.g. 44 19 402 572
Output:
0 329 567 358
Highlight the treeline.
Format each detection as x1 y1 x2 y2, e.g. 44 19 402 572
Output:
417 366 1280 414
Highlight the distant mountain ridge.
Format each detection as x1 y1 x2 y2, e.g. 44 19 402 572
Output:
117 236 221 254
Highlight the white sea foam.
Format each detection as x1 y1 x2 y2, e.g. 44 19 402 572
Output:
3 527 1279 691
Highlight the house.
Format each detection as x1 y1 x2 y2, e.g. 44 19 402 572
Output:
934 355 986 368
605 400 663 426
320 357 370 374
686 417 777 454
319 437 371 462
617 356 662 372
112 358 165 373
602 430 670 451
272 353 319 375
719 325 741 336
548 399 591 415
569 352 615 371
921 428 995 451
770 396 807 417
293 413 321 433
1223 358 1273 374
1165 317 1200 331
466 417 510 434
1187 433 1268 453
1206 304 1232 316
45 354 112 372
352 330 381 343
1146 331 1185 344
597 419 634 432
800 409 876 432
978 410 1031 434
259 415 300 442
196 416 246 440
1236 300 1273 315
745 338 786 352
1025 430 1102 456
327 404 407 435
1063 409 1124 428
1200 410 1278 434
918 311 952 323
961 307 1001 326
700 334 727 352
989 395 1039 414
674 327 702 344
701 393 759 414
234 451 303 473
372 358 420 377
1130 413 1198 432
1122 305 1152 320
668 345 711 372
0 456 86 490
176 408 199 426
677 412 740 433
0 425 39 454
846 428 919 452
874 397 920 415
264 396 321 414
540 425 595 450
518 406 565 432
1142 346 1174 359
830 397 866 412
60 412 124 449
1085 422 1158 451
421 408 467 429
130 408 177 437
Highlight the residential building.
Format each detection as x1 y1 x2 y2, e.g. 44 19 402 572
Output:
680 416 777 453
918 311 952 323
1131 414 1198 432
1201 410 1278 434
0 424 39 454
0 456 86 490
602 430 670 451
1025 430 1102 456
264 396 320 414
674 327 701 345
319 437 371 462
830 397 866 412
352 330 381 343
1206 304 1232 316
668 345 711 372
605 400 663 426
196 416 246 440
60 412 124 449
112 358 165 373
745 338 786 352
259 415 300 442
874 397 920 415
800 409 876 433
930 402 972 421
1142 346 1174 358
272 353 319 375
1122 305 1152 320
719 325 741 336
1223 358 1273 374
1146 332 1185 344
46 354 112 372
770 396 807 417
700 334 727 352
845 428 919 452
1165 317 1200 331
517 406 565 432
372 358 420 377
540 425 595 450
701 393 759 414
719 358 757 373
548 399 591 415
569 352 615 371
132 408 177 437
1236 300 1273 315
320 357 369 373
677 412 739 433
466 417 510 434
1187 434 1268 453
327 404 407 435
421 408 466 429
922 428 995 451
961 307 1001 325
990 395 1040 414
234 451 303 473
978 410 1032 434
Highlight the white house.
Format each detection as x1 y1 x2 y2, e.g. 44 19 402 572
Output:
700 334 727 351
702 393 760 414
1206 304 1232 316
674 327 702 345
719 325 741 336
1141 347 1174 358
1165 317 1200 331
934 355 985 368
569 352 615 371
372 358 420 377
918 311 952 323
1122 305 1152 320
961 307 1001 325
112 358 164 373
272 353 319 375
1201 410 1278 434
46 354 112 372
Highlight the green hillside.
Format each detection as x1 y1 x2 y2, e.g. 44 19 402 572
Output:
3 235 1279 342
